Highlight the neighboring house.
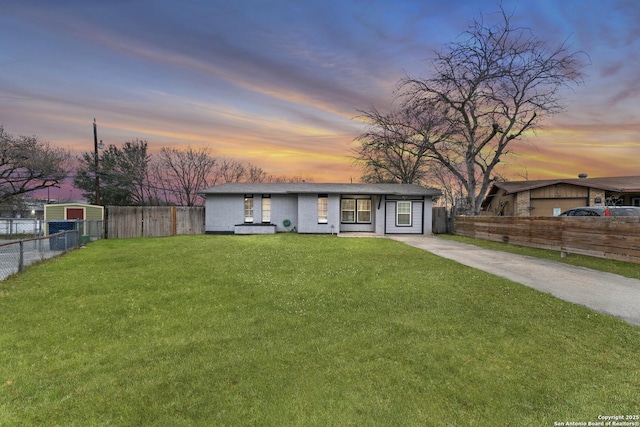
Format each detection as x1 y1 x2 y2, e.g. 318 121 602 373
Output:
0 197 45 220
200 183 441 235
482 175 640 217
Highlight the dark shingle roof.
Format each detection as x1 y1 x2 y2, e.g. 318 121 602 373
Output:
491 176 640 194
199 183 441 196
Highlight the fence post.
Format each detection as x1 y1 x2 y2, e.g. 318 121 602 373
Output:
171 206 177 236
19 241 24 274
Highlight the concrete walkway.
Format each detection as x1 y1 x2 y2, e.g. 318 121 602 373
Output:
389 235 640 327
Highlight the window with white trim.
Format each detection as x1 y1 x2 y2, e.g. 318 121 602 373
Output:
396 201 412 226
357 199 371 223
318 195 328 223
341 199 355 222
261 195 271 223
244 195 254 222
341 198 371 223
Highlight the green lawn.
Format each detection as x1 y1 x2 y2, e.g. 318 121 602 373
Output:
442 234 640 280
1 234 639 426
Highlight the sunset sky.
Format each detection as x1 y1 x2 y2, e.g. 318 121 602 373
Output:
1 0 639 198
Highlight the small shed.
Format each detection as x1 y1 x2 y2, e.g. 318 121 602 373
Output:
43 203 104 237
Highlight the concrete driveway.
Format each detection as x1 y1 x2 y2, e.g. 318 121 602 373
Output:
389 235 640 327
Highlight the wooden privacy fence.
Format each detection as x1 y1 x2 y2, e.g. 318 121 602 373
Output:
454 216 640 264
432 207 449 234
106 206 205 239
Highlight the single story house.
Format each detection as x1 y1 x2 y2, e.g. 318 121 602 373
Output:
200 183 441 235
482 175 640 217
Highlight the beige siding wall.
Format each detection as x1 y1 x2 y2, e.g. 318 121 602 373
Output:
44 204 104 221
530 198 587 216
492 184 592 217
486 183 640 216
484 191 515 216
530 184 588 199
45 205 65 219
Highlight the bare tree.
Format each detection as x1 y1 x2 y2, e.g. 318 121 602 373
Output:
400 8 586 214
353 104 450 184
355 7 586 214
216 158 247 184
0 126 70 203
118 140 154 205
424 163 461 210
265 174 314 183
245 164 268 183
154 146 217 206
214 158 269 183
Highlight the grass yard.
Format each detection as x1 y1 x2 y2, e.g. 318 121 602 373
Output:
442 234 640 280
1 234 639 426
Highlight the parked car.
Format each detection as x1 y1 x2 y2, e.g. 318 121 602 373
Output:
559 206 640 217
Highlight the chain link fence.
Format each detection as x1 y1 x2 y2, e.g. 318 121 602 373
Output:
0 218 45 239
0 220 103 280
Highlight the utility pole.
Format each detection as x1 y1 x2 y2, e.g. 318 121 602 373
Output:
93 118 101 205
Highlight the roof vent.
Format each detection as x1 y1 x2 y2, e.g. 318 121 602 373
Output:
578 173 588 179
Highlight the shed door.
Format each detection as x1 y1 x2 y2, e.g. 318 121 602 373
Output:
66 208 84 220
